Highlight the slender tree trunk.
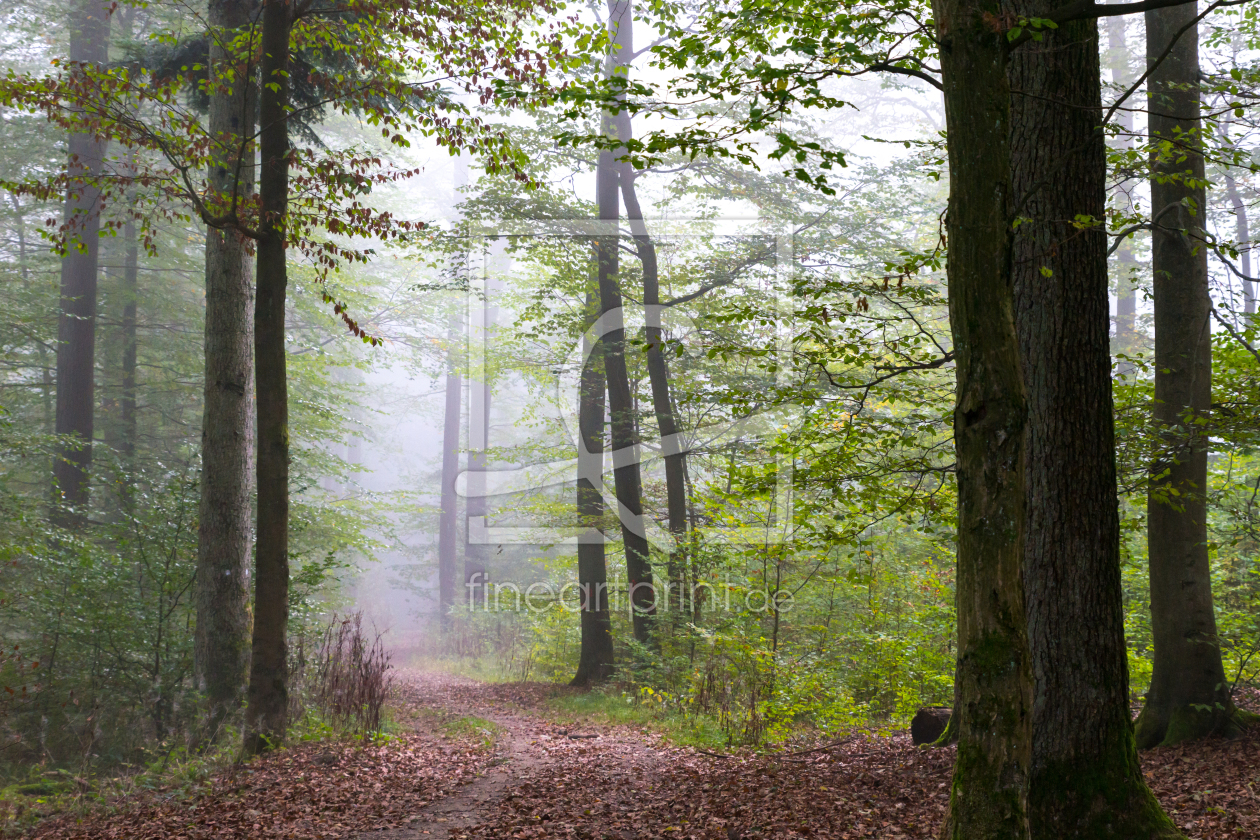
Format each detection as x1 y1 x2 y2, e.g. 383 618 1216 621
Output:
243 0 292 756
1106 13 1139 367
572 288 615 685
1006 8 1181 836
437 317 462 632
1136 2 1248 748
932 0 1033 835
600 0 654 644
52 0 112 523
597 151 654 643
196 0 256 741
1222 133 1254 316
11 194 55 435
120 184 138 470
619 160 688 616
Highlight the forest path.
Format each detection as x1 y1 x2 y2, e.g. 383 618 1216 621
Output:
364 670 675 840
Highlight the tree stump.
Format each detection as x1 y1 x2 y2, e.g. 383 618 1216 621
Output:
911 707 952 745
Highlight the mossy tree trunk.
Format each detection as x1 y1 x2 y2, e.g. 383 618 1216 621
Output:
1006 5 1182 836
1136 1 1248 749
932 0 1033 835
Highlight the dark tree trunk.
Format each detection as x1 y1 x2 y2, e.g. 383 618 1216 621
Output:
619 159 688 616
1136 2 1247 748
600 0 654 644
196 0 256 741
932 0 1033 834
597 151 655 643
572 289 615 686
438 317 462 631
52 0 112 523
243 0 292 756
1006 7 1180 836
1105 14 1139 366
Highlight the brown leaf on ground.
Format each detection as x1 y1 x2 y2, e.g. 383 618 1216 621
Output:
19 676 1260 840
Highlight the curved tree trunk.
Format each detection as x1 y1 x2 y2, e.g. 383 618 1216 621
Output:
1006 6 1181 835
932 0 1033 835
52 0 112 524
244 0 293 756
619 161 689 618
1136 1 1247 749
599 0 654 644
196 0 256 742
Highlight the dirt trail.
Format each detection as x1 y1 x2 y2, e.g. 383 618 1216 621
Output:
367 671 672 840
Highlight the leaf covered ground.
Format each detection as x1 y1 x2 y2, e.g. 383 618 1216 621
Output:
10 674 1260 839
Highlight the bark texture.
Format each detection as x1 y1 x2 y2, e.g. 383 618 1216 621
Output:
52 0 112 522
244 0 292 756
572 290 615 686
1136 2 1245 749
932 0 1033 835
196 0 256 740
1007 8 1180 836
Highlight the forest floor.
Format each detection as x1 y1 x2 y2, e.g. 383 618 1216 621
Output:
15 671 1260 839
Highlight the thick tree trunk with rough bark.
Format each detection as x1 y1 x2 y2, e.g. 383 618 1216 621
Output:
52 0 111 523
1136 2 1247 749
196 0 256 741
1006 7 1180 836
932 0 1033 835
244 0 292 756
572 289 615 686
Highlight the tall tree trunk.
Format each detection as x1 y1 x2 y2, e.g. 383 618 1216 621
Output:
619 159 688 616
1222 122 1254 316
1006 8 1181 836
601 0 655 644
932 0 1033 835
572 288 615 685
52 0 112 524
1136 2 1247 748
120 182 138 471
11 194 55 435
1106 13 1139 367
437 317 462 632
244 0 292 756
196 0 256 741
